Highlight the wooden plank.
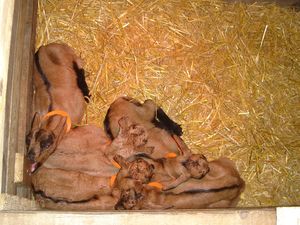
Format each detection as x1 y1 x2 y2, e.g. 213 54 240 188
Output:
0 193 39 210
17 0 38 190
1 0 37 195
0 0 16 194
1 0 24 195
0 208 276 225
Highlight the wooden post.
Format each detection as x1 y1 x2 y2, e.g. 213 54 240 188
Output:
1 0 37 196
0 0 16 194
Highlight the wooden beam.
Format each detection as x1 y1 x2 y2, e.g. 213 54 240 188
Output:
0 0 16 194
1 0 37 195
0 208 276 225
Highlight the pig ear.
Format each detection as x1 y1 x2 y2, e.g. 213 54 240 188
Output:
30 112 41 130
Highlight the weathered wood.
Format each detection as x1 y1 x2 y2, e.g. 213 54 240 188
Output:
0 208 276 225
0 0 16 194
1 0 37 195
0 193 39 210
2 0 24 196
18 0 38 190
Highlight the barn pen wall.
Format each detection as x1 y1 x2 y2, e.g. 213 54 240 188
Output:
0 0 37 197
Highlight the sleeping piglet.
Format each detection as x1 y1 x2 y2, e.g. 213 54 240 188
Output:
26 43 90 171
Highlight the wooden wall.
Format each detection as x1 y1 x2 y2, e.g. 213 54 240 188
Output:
1 0 37 196
0 0 16 194
0 209 277 225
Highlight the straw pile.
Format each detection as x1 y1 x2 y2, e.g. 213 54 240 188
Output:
36 0 300 207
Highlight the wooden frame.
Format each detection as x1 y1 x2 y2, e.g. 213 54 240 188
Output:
1 0 37 196
0 209 277 225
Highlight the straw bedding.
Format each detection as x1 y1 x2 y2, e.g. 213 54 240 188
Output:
36 0 300 207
